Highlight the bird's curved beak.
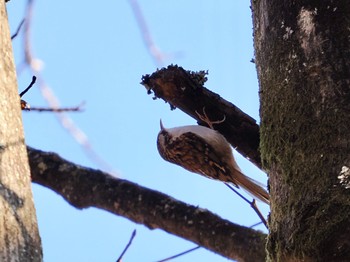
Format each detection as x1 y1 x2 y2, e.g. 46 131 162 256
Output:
160 119 165 131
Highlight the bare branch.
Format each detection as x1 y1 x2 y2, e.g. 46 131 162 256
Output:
28 147 267 262
11 18 25 40
22 0 117 175
116 229 136 262
250 222 264 228
128 0 166 66
26 104 84 112
141 65 262 169
20 76 36 110
156 246 200 262
19 76 83 112
19 75 36 97
225 183 268 229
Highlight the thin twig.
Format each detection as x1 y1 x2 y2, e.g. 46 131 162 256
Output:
11 18 25 40
19 77 83 112
128 0 167 66
224 183 251 204
22 0 118 176
249 221 263 228
155 246 201 262
19 75 36 97
116 229 137 262
224 183 268 229
20 76 36 110
26 105 83 112
251 199 268 228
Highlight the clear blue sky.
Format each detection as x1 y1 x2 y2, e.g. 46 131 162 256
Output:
8 1 269 261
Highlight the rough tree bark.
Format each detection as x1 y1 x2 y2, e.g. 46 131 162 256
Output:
253 1 350 261
0 2 42 261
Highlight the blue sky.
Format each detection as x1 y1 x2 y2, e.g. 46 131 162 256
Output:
7 1 268 261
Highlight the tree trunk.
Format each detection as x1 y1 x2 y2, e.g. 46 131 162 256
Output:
253 1 350 261
0 2 42 261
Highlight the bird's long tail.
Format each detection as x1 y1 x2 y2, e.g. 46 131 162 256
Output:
231 170 270 204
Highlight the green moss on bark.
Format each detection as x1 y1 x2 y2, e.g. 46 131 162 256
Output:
253 1 350 261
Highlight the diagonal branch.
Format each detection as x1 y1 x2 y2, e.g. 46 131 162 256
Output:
22 0 117 176
28 147 266 262
128 0 167 66
141 65 262 169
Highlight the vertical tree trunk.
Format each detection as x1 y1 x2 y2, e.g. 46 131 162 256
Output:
252 1 350 261
0 2 42 261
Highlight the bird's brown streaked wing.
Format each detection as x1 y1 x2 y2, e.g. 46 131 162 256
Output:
163 132 237 185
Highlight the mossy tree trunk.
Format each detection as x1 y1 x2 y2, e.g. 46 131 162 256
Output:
0 2 42 261
252 1 350 261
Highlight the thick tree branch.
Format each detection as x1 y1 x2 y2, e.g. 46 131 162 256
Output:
28 147 266 262
141 65 262 169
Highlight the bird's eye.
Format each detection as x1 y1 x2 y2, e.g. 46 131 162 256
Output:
160 132 170 143
158 132 169 146
164 133 170 144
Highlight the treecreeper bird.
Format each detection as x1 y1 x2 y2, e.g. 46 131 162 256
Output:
157 120 269 204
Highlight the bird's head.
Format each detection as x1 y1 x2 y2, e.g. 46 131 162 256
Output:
158 120 170 145
157 120 173 160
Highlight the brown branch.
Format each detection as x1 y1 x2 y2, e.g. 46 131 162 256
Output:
141 65 262 169
28 147 267 262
